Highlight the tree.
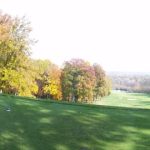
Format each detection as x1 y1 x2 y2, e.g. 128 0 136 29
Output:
0 13 32 69
93 63 111 100
33 59 62 100
42 64 62 100
0 12 111 100
61 59 96 103
0 12 37 96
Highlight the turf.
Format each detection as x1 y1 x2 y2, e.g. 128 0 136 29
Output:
94 91 150 109
0 94 150 150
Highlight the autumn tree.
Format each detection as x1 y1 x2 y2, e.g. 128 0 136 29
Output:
0 11 111 100
0 12 37 96
33 59 62 100
0 13 32 69
42 64 62 100
61 59 96 103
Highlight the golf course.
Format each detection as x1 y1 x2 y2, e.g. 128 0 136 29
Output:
94 91 150 109
1 1 150 150
0 92 150 150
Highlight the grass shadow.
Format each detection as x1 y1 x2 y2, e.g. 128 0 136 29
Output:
0 95 150 150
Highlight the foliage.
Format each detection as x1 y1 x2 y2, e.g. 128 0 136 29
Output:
61 59 110 103
42 64 62 100
93 64 111 99
0 12 111 102
62 59 96 102
33 60 62 100
0 12 36 97
0 13 32 69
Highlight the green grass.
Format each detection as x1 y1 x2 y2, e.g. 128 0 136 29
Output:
0 94 150 150
94 91 150 109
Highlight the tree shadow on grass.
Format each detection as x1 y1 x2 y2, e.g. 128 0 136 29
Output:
0 96 150 150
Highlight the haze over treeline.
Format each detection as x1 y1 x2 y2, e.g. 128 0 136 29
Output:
109 72 150 93
1 0 150 73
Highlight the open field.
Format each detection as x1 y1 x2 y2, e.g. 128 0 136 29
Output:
94 91 150 109
0 94 150 150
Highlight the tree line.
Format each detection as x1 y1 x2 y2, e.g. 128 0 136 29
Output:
109 72 150 93
0 12 111 103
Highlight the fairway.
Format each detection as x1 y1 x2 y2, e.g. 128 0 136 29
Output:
0 94 150 150
94 91 150 109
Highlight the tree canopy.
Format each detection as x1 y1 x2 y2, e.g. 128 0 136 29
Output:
61 59 111 103
0 12 36 96
0 12 111 102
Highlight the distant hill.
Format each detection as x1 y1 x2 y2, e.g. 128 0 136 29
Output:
107 72 150 93
107 71 150 76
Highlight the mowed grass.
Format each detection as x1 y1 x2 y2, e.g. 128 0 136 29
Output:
94 91 150 109
0 94 150 150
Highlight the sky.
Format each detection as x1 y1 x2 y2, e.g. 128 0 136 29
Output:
1 0 150 72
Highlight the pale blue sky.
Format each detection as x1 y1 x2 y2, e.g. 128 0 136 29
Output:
1 0 150 72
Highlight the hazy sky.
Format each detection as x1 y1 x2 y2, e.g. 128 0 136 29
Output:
1 0 150 72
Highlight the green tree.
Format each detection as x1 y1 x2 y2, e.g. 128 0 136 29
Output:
93 63 111 100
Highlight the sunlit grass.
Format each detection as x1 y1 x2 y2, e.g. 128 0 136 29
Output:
94 91 150 109
0 94 150 150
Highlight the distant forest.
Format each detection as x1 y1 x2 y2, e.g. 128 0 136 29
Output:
109 72 150 93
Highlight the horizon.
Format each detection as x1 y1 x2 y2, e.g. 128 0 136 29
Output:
1 0 150 73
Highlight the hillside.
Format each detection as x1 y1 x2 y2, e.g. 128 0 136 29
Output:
0 94 150 150
108 72 150 93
